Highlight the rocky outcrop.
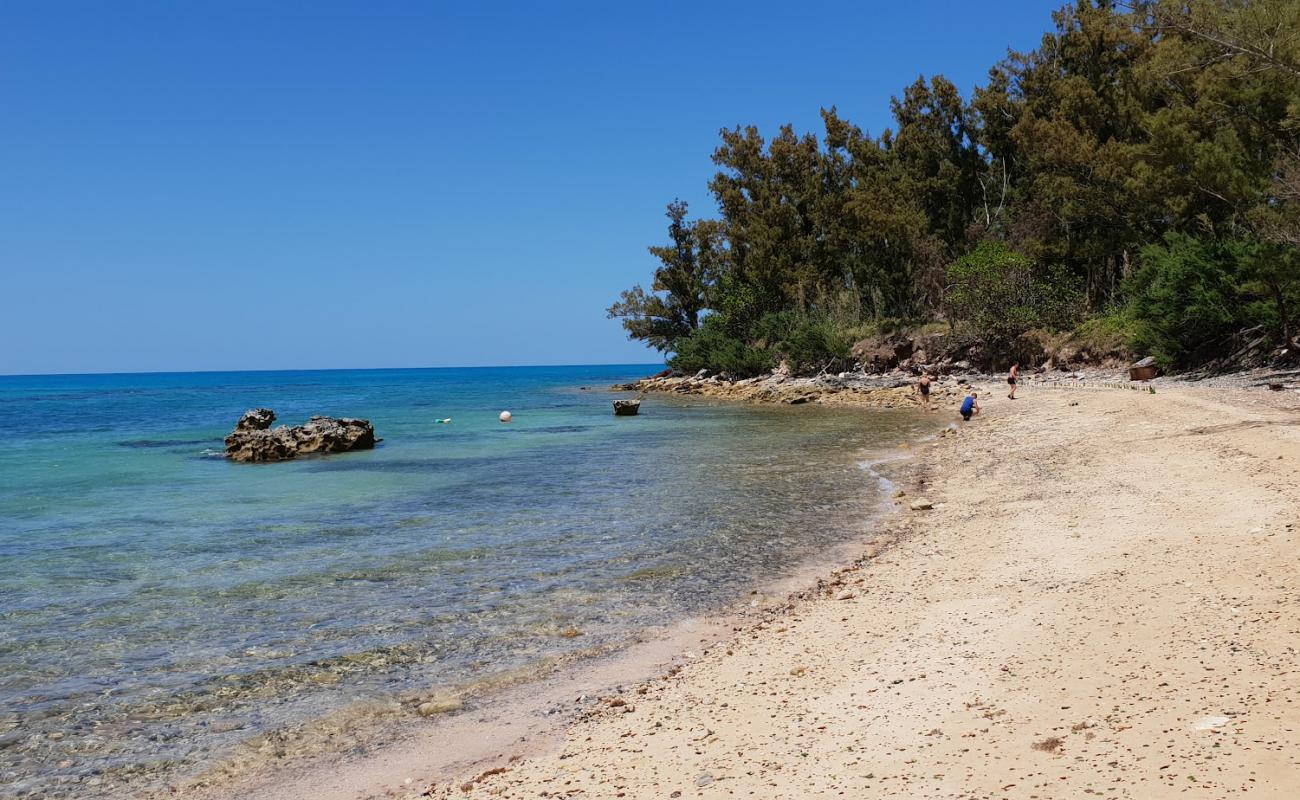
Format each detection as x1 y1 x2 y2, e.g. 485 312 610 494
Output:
614 371 971 409
613 399 641 416
224 408 376 462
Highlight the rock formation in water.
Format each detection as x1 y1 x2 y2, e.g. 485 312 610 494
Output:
224 408 376 462
613 398 641 416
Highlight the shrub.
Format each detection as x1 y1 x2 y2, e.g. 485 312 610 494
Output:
750 311 857 374
1125 235 1249 367
1067 312 1141 362
944 242 1082 352
668 315 774 376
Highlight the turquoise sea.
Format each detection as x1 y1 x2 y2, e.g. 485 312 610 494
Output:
0 365 929 798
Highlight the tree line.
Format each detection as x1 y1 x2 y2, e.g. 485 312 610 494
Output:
609 0 1300 373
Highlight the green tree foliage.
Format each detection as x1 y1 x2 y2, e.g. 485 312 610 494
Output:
1126 234 1252 366
607 200 723 351
612 1 1300 373
1250 151 1300 345
945 242 1082 347
666 315 774 376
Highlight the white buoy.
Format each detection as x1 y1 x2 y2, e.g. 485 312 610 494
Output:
499 411 512 423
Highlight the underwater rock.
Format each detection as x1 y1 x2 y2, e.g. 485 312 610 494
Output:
224 408 376 462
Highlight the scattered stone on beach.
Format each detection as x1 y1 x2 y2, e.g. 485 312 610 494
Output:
417 696 464 717
223 408 376 462
909 499 934 511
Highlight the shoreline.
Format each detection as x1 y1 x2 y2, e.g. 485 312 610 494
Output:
613 369 973 408
188 527 926 800
175 407 942 800
407 378 1300 798
185 375 1300 799
615 363 1300 408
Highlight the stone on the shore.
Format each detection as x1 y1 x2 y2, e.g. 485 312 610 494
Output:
224 408 376 463
417 697 463 717
909 499 934 511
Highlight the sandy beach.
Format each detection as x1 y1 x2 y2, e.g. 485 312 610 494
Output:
401 381 1300 799
204 379 1300 800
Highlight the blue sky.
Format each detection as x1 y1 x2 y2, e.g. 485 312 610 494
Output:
1 1 1061 375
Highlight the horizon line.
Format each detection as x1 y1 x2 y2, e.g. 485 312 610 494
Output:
0 360 666 380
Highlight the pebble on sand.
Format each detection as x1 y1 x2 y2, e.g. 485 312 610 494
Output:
417 697 464 717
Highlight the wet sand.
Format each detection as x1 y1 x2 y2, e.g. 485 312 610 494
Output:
204 381 1300 799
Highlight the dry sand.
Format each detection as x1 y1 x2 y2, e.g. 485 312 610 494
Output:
212 382 1300 799
411 383 1300 799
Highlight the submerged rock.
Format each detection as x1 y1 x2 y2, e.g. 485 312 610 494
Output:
224 408 376 462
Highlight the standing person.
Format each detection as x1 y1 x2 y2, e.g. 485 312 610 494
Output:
1007 362 1019 400
916 372 933 411
960 391 980 421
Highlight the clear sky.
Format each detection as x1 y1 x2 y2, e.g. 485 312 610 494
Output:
1 1 1062 375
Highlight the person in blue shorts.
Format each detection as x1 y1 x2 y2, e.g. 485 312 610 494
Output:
960 391 980 421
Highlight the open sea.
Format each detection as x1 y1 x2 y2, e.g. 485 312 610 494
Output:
0 365 929 798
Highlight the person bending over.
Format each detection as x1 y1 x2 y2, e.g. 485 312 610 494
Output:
960 392 981 421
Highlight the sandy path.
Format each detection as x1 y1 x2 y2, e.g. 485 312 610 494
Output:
408 385 1300 799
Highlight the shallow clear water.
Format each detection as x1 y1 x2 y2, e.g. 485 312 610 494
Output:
0 365 928 797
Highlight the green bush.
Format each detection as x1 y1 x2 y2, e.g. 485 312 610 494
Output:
1068 312 1141 360
750 311 857 374
1125 234 1249 367
945 242 1082 350
669 309 859 376
668 315 774 376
